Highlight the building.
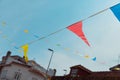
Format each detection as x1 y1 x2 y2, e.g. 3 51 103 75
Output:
0 51 56 80
52 64 120 80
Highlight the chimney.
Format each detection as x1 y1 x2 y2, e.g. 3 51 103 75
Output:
53 69 56 76
2 51 11 64
6 51 11 57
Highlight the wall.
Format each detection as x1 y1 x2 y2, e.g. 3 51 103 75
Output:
0 64 45 80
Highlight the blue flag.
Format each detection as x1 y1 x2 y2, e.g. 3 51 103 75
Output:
110 3 120 21
92 57 96 61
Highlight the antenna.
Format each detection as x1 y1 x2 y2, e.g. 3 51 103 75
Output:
118 55 120 64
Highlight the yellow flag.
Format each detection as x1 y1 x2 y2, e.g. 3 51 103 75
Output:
2 21 6 27
21 44 29 62
85 55 89 58
64 48 70 51
24 30 29 33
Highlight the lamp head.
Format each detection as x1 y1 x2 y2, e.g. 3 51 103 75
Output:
48 48 53 52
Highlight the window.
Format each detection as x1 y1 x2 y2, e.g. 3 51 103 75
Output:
71 69 78 76
32 77 38 80
1 70 8 79
14 72 22 80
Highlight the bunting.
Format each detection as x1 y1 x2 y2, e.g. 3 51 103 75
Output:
24 30 29 33
14 46 19 49
0 31 2 34
110 3 120 21
1 21 6 27
21 44 29 62
1 3 120 66
56 44 61 46
33 35 39 38
85 55 90 58
67 21 90 46
1 3 120 49
92 57 97 61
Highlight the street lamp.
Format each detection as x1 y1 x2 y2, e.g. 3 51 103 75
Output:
46 48 54 75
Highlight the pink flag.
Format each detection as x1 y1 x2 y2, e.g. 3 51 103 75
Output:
67 21 90 46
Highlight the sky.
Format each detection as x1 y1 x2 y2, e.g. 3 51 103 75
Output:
0 0 120 75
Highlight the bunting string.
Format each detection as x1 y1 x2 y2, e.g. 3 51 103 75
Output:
27 27 66 45
0 21 112 67
0 3 114 50
87 8 109 20
20 3 120 47
0 3 119 67
54 43 112 67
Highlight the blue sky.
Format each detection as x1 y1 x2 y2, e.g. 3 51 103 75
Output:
0 0 120 75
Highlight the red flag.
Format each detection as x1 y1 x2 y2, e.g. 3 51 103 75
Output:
67 21 90 46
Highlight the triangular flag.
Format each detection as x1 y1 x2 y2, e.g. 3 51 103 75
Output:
14 46 19 49
67 21 90 46
2 35 7 39
24 30 29 33
110 3 120 21
33 35 39 38
92 57 96 61
64 48 70 51
1 21 6 27
18 49 23 53
0 31 2 34
21 44 29 62
85 55 90 58
56 44 61 46
75 51 79 54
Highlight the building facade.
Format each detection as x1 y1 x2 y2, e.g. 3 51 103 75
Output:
0 51 56 80
52 64 120 80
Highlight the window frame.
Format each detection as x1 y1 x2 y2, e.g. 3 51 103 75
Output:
0 70 8 79
14 72 22 80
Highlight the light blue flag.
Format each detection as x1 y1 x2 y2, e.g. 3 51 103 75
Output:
110 3 120 21
92 57 96 61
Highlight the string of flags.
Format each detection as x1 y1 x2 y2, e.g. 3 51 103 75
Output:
55 43 97 61
0 30 101 63
0 27 107 64
18 3 120 47
0 3 120 63
54 43 111 68
25 3 120 62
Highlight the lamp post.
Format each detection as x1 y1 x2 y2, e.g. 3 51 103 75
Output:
46 48 54 76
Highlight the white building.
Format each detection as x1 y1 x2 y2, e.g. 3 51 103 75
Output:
0 51 56 80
